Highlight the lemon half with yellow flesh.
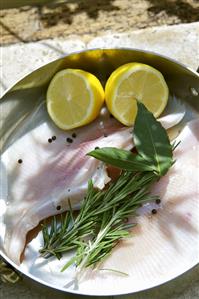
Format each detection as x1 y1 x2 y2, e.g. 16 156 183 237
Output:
105 63 169 126
47 69 104 130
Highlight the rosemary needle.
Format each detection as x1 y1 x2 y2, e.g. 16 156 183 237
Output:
99 268 129 276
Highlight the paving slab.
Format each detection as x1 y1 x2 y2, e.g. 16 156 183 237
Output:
0 22 199 299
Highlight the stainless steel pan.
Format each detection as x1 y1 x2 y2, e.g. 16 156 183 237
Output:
0 48 199 296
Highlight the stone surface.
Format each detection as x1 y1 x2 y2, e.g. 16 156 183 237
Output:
0 38 86 95
88 22 199 71
0 22 199 299
1 0 198 45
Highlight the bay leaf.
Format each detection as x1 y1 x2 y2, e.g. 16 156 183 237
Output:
134 102 173 176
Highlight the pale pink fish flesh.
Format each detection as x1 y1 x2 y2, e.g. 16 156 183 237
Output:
1 115 132 265
1 109 186 265
106 119 199 280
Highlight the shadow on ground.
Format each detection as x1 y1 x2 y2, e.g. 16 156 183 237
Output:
38 0 119 27
38 0 199 27
0 0 198 45
147 0 199 23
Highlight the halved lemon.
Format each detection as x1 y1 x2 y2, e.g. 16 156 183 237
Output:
47 69 104 130
105 63 169 126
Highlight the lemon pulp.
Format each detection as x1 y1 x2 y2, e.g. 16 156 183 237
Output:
47 69 104 130
105 63 169 126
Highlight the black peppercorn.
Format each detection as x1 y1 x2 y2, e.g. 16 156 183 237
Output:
66 137 73 143
18 159 23 164
155 199 161 204
152 209 157 214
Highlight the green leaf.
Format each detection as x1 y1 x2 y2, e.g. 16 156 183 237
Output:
88 147 153 172
134 102 173 176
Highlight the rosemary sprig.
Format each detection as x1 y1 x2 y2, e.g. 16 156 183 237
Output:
61 172 158 273
40 171 159 271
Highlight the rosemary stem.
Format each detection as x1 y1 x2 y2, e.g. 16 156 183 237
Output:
76 216 116 277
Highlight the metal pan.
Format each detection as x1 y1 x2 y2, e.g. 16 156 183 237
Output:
0 48 199 296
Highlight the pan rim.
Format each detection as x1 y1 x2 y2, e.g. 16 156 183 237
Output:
1 46 199 296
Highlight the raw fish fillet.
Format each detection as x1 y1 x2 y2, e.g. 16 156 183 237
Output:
105 119 199 287
1 114 132 264
1 109 186 265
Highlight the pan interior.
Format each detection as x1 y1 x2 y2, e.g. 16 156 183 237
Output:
0 48 199 296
